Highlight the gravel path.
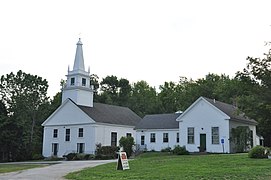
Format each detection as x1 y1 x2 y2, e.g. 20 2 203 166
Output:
0 160 116 180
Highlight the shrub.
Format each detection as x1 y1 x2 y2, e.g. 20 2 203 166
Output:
73 153 86 160
119 136 135 158
95 143 119 159
32 154 44 160
63 153 95 161
44 156 64 161
172 145 189 155
248 145 267 159
161 147 171 152
95 154 115 160
84 154 95 160
63 153 77 161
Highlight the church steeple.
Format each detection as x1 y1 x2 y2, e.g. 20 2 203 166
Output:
62 38 94 107
73 38 85 71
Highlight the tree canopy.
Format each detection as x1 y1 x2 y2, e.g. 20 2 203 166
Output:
0 70 50 161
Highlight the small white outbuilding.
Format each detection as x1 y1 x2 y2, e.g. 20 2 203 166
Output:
177 97 258 153
135 97 259 153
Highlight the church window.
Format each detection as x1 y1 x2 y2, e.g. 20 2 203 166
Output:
71 78 75 86
77 143 85 153
53 129 58 138
82 78 86 86
211 127 219 144
141 135 145 145
176 132 179 143
150 133 155 143
78 128 83 137
188 127 194 144
163 133 169 143
65 129 70 141
126 133 132 137
111 132 117 146
52 143 58 156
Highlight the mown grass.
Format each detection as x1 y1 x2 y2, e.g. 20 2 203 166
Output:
0 164 47 174
66 152 271 180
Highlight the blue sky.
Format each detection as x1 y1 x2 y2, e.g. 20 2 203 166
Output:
0 0 271 97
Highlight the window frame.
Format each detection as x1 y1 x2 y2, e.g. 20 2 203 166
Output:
176 132 179 143
52 143 58 156
78 128 83 138
150 133 156 143
77 143 85 153
71 77 75 86
187 127 194 144
211 127 219 144
141 135 145 145
65 129 70 142
111 132 117 147
163 133 169 143
82 78 86 86
53 129 58 138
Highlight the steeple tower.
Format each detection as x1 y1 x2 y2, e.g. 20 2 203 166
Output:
62 38 94 107
73 38 85 72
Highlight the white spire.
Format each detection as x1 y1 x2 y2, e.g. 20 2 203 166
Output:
73 38 85 71
62 38 94 107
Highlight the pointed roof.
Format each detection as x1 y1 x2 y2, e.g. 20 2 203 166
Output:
177 97 257 125
42 99 142 127
135 113 181 129
73 38 85 71
77 102 142 126
203 97 258 125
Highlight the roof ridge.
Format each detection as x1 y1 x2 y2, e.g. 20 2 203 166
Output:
93 102 130 109
145 113 181 116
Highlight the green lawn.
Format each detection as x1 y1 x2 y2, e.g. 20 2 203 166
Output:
66 152 271 180
0 164 47 174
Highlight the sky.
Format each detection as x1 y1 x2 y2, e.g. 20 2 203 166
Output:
1 0 271 98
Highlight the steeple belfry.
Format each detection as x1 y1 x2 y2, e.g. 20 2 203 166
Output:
62 38 94 107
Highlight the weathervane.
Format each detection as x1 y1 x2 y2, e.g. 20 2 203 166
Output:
78 32 82 39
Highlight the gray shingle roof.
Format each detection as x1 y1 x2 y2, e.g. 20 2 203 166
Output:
135 113 181 129
204 97 258 125
77 102 142 126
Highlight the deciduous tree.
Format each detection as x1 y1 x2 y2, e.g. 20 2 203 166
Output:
0 70 49 160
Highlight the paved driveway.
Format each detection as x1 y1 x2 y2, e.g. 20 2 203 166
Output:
0 160 116 180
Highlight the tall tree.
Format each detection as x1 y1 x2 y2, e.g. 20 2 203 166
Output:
237 50 271 146
98 75 132 106
90 74 100 102
118 78 131 106
129 81 160 117
158 81 178 113
99 75 119 104
0 70 49 160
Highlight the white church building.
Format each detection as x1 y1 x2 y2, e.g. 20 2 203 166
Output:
42 39 141 157
42 39 260 157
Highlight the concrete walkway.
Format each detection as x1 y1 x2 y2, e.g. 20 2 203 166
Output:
0 160 116 180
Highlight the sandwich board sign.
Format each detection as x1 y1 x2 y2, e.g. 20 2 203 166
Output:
117 152 130 170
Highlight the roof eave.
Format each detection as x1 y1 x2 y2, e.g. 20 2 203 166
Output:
230 118 258 126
